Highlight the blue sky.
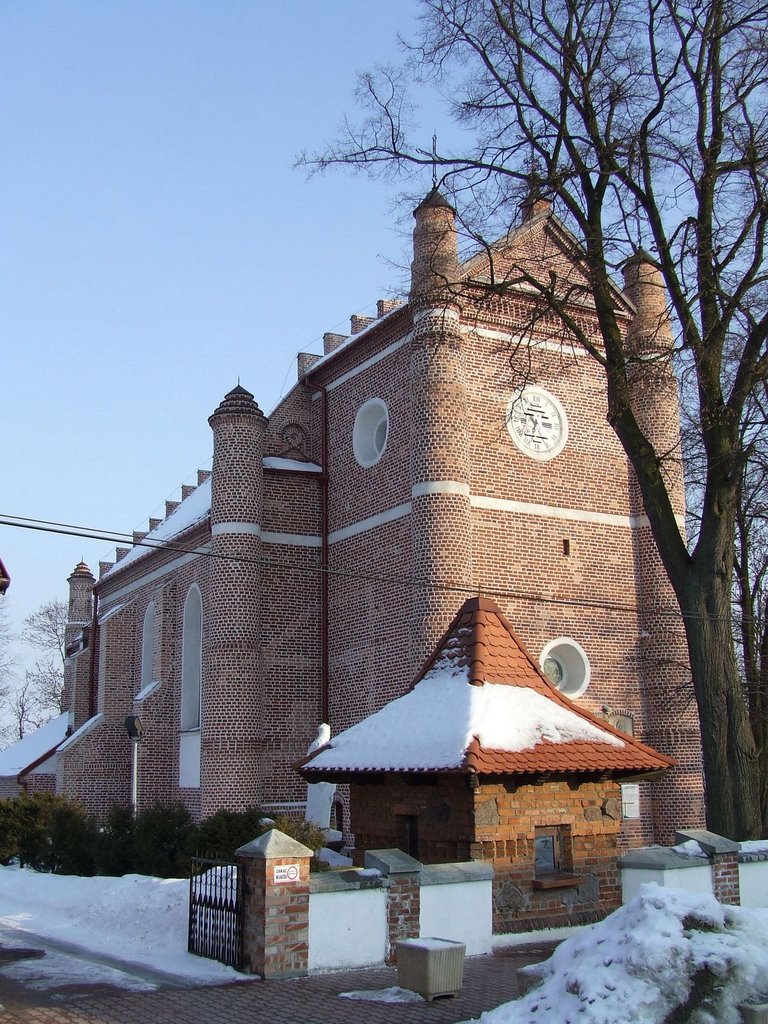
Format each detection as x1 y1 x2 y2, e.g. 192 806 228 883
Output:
0 1 448 667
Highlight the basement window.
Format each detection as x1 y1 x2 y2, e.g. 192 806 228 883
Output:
533 825 585 890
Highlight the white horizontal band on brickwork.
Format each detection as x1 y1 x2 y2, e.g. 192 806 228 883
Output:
213 522 322 547
471 494 659 529
261 531 322 548
328 502 412 544
412 306 461 325
211 522 262 536
465 327 584 354
412 481 471 498
311 333 412 396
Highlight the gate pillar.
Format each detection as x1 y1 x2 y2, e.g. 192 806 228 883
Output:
235 829 313 978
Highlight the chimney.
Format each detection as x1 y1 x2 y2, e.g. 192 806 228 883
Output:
377 299 401 317
197 469 212 486
323 332 348 355
350 314 375 335
298 352 322 378
181 484 195 501
165 500 180 518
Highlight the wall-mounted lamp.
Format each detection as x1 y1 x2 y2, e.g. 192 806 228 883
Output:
124 715 143 740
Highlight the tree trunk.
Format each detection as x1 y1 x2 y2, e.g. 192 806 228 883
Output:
682 568 761 839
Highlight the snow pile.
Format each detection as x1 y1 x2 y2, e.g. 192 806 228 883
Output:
468 886 768 1024
0 864 239 982
309 666 623 772
340 986 424 1003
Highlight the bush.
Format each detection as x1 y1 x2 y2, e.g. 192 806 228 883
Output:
95 804 136 876
189 806 268 860
131 802 193 878
46 801 97 875
4 793 95 873
0 797 20 864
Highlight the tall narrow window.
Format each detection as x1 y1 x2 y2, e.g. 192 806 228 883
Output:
140 602 155 693
181 585 202 731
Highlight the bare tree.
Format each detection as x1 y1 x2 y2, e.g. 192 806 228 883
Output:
734 388 768 821
0 601 14 707
20 599 67 723
307 0 768 837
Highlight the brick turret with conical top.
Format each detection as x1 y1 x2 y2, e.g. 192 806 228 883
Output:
63 561 95 730
408 188 473 667
623 251 704 840
202 384 268 815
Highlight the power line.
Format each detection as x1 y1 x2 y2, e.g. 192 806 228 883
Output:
0 511 698 624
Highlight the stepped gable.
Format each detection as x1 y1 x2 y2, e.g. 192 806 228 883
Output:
300 596 674 779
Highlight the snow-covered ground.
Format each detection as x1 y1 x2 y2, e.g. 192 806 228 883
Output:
2 863 768 1022
0 864 241 989
471 886 768 1024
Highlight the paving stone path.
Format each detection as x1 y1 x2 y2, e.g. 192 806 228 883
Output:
0 943 559 1024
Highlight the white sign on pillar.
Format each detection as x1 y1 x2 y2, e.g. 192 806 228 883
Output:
273 863 301 884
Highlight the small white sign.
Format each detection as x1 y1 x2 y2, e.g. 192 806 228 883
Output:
273 862 301 884
621 783 641 819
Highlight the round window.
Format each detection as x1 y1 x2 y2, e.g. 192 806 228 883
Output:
353 398 389 468
539 637 591 698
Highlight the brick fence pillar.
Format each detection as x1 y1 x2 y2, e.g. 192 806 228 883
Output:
676 828 741 906
364 849 422 964
711 852 741 905
236 829 312 978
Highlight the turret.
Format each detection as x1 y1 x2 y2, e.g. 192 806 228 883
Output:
408 190 472 667
202 384 268 814
409 187 460 308
63 561 95 726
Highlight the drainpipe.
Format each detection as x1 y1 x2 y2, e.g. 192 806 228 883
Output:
318 383 330 724
88 592 99 718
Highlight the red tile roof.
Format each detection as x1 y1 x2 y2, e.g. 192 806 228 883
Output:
300 596 674 779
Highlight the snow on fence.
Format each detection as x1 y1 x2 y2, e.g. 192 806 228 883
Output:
620 834 768 909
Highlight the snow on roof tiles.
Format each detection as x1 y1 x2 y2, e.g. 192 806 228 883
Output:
301 597 674 779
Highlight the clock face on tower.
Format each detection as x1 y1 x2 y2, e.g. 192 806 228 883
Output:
506 386 569 461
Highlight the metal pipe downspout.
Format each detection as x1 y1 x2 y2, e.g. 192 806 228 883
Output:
88 591 99 718
319 383 330 723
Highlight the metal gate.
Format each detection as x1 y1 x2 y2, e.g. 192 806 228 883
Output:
188 856 243 969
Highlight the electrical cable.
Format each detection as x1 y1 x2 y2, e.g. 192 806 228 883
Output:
0 511 700 625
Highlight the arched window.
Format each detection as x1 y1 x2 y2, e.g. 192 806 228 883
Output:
140 602 155 692
181 585 202 731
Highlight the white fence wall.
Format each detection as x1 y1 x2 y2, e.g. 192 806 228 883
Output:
308 886 387 971
420 863 493 956
307 861 493 971
739 858 768 908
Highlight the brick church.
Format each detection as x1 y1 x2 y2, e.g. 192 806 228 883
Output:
11 187 705 847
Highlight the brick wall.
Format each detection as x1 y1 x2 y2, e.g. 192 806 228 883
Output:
349 772 623 934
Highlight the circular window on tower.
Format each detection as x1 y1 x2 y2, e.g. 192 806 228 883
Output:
353 398 390 468
539 637 591 698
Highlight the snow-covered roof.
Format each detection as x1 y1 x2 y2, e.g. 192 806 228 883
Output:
301 598 674 778
102 454 324 581
0 713 69 778
102 478 212 579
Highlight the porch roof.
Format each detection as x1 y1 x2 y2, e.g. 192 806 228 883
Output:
299 598 673 780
